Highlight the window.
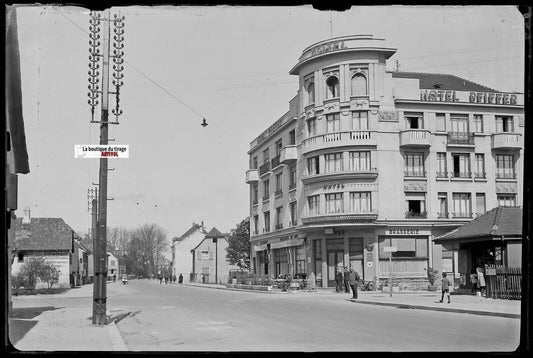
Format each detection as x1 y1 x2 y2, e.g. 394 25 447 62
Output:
405 152 425 177
476 193 486 215
405 193 426 218
326 76 339 98
325 193 343 213
497 194 516 207
275 139 282 156
307 82 315 105
289 167 296 189
450 114 469 133
263 148 269 164
438 192 448 218
325 153 343 173
252 156 258 169
307 118 316 137
351 73 367 96
290 202 297 226
496 154 515 179
252 184 258 204
263 179 270 200
496 116 514 133
275 207 283 229
405 112 424 129
349 151 370 171
452 153 471 178
352 111 368 131
326 113 340 132
201 250 210 260
378 237 428 259
253 215 259 235
437 153 447 177
436 113 446 132
452 193 471 218
349 192 371 212
289 130 296 145
264 211 270 232
275 173 282 195
473 114 484 133
275 248 289 277
475 154 485 178
17 253 24 262
308 195 320 216
307 156 320 175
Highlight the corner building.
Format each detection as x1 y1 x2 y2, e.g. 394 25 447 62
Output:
245 35 524 289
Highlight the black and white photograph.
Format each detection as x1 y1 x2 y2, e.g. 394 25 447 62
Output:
5 4 528 353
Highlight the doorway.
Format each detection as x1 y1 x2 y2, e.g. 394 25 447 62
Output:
327 251 344 287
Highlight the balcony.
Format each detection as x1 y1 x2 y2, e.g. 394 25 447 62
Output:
274 223 284 230
404 170 426 178
245 169 259 184
275 189 283 197
301 131 376 154
271 155 281 170
399 130 431 147
301 212 378 224
280 145 298 164
263 227 271 233
447 132 475 146
262 195 270 202
450 212 472 219
289 182 297 190
451 171 471 179
259 162 271 177
405 211 427 219
302 168 378 184
492 133 523 150
436 171 448 179
496 172 517 180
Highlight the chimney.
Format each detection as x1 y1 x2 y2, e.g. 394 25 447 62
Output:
22 207 31 223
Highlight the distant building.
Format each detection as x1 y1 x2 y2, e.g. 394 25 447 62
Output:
12 214 82 289
171 222 207 281
191 227 241 284
245 35 524 289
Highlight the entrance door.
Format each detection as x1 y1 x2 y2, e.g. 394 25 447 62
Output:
327 251 344 287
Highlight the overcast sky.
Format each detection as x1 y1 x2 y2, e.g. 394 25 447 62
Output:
14 5 524 247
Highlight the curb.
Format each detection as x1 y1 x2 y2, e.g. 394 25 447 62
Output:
349 299 521 319
107 316 128 351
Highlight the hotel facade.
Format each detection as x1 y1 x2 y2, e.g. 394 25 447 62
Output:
245 35 524 289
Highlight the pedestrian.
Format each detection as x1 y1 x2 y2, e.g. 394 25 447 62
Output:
113 273 116 282
165 275 169 284
469 269 478 294
439 272 451 303
178 273 183 285
159 275 163 285
349 268 360 299
476 265 486 297
343 267 350 293
335 267 343 292
173 274 177 284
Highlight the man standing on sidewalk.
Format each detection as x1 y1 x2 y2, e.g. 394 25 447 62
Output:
439 272 451 303
335 268 343 292
343 267 350 293
349 268 360 300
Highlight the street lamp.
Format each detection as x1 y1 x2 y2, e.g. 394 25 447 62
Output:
213 237 218 284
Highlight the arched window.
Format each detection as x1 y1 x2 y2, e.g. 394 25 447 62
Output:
307 82 315 105
326 76 339 99
351 73 368 96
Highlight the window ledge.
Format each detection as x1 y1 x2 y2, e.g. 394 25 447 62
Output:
450 178 473 182
495 178 518 182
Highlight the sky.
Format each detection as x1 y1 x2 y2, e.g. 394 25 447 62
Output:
13 5 524 250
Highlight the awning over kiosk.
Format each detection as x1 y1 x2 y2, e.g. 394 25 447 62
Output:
270 238 304 250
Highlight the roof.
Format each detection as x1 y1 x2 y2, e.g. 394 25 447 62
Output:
172 222 207 243
434 207 522 243
14 217 81 251
391 71 497 93
205 227 224 238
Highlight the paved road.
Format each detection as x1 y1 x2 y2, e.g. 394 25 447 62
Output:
111 279 520 352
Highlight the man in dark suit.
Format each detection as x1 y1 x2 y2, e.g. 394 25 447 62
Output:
349 268 361 299
335 267 343 292
343 267 350 293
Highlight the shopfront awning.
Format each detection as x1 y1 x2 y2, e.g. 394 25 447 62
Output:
270 238 304 250
253 243 268 251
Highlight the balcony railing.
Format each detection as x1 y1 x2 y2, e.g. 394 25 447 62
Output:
496 172 516 179
274 223 283 230
271 155 281 169
301 212 378 224
252 230 259 236
436 171 448 178
492 132 523 149
474 172 486 179
289 182 297 190
262 195 270 202
452 171 471 179
302 168 378 184
405 211 427 219
404 170 426 177
252 199 258 205
275 189 283 196
437 212 449 219
450 212 472 218
263 227 270 233
301 130 376 154
447 132 475 145
399 129 431 147
259 162 271 176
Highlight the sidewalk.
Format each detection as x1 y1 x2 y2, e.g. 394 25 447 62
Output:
184 282 522 319
8 282 127 352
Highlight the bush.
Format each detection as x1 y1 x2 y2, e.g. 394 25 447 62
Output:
11 272 27 290
426 267 439 285
17 257 61 290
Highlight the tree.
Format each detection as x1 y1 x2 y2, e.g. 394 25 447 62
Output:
18 257 60 290
40 263 61 288
131 223 168 276
226 217 250 270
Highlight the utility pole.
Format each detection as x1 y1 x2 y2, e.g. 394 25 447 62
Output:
395 59 400 72
87 10 125 325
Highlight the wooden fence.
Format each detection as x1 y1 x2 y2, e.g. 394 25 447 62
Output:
484 265 521 300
